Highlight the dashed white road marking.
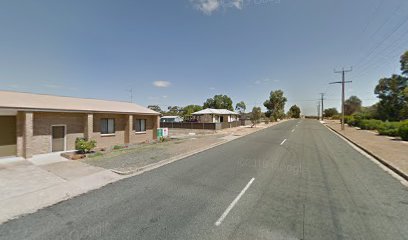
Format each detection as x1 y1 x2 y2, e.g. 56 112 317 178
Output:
280 139 287 145
215 178 255 226
291 129 295 132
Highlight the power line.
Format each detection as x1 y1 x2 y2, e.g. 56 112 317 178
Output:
353 6 408 70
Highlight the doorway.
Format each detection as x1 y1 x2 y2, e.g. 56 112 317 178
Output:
0 116 17 157
51 125 66 152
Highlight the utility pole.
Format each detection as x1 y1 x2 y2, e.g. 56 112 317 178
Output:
320 93 325 121
317 101 320 120
330 67 352 130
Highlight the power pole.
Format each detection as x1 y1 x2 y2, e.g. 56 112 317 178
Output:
330 67 352 130
317 101 320 120
320 93 325 121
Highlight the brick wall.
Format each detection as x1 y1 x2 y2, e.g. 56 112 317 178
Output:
32 112 84 155
130 115 157 143
17 111 159 157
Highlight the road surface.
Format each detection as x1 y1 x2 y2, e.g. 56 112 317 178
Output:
1 120 408 240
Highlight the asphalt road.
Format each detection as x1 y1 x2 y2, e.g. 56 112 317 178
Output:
1 119 408 240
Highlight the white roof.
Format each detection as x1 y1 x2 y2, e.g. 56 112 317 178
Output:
192 108 239 115
0 90 159 115
161 116 182 118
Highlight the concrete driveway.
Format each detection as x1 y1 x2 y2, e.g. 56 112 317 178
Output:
0 153 121 223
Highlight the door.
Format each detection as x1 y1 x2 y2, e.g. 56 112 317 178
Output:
52 126 65 152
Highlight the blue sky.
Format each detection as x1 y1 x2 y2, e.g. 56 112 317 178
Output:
1 0 407 115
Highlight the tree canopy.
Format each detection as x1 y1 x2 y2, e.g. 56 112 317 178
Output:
250 107 262 126
166 106 183 116
401 50 408 76
324 108 339 118
235 101 246 114
182 105 203 118
288 105 301 118
344 96 362 116
263 90 287 120
374 74 408 121
147 105 162 113
203 94 233 111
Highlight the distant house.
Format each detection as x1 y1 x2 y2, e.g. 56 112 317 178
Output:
192 108 239 123
0 91 160 159
160 116 183 123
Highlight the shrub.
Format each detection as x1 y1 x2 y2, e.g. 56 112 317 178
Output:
343 115 353 125
359 119 383 130
399 121 408 141
377 122 402 137
264 118 270 124
113 145 123 150
75 138 96 154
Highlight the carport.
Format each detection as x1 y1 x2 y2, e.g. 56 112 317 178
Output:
0 110 17 158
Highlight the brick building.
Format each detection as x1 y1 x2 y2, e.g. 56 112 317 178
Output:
0 91 160 158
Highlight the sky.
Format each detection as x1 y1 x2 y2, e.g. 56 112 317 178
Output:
1 0 408 115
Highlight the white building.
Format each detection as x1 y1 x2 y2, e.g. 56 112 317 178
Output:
191 108 239 123
160 116 183 123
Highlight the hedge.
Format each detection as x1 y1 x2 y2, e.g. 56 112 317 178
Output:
343 116 408 141
399 121 408 141
377 122 402 137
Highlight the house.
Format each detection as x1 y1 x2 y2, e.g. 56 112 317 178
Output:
160 116 183 123
0 91 160 158
191 108 239 123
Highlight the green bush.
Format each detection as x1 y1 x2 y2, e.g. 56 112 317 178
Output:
359 119 383 130
399 121 408 141
75 138 96 153
377 122 402 137
113 145 123 150
343 115 356 126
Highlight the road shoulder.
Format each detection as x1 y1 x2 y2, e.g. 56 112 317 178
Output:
324 120 408 183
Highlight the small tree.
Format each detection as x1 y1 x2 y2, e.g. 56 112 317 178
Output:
235 101 246 120
287 105 301 118
250 107 262 127
235 101 246 114
75 138 96 154
344 96 362 116
264 90 287 120
324 108 339 118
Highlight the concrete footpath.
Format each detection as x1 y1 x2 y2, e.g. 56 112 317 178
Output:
0 121 282 224
325 120 408 180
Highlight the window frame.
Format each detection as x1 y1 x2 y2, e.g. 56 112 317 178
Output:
100 118 115 135
134 119 147 133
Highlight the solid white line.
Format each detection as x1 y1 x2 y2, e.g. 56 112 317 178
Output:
215 177 255 226
280 139 287 145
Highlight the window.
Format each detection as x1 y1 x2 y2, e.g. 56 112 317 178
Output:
135 119 146 132
101 118 115 134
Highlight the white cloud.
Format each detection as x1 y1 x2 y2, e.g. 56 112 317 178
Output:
231 0 243 9
191 0 243 15
153 80 171 88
